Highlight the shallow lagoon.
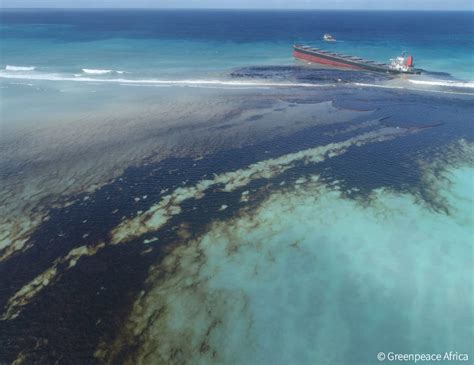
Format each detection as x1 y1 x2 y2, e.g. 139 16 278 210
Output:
0 66 473 364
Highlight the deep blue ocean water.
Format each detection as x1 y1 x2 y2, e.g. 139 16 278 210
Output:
0 9 473 80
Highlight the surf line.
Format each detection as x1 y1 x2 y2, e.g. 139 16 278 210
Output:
0 72 329 89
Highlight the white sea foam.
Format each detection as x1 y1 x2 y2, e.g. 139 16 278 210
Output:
0 71 324 89
5 65 36 71
82 69 113 75
82 68 126 75
408 79 474 89
2 69 473 93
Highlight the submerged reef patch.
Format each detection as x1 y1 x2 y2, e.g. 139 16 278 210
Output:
99 146 473 365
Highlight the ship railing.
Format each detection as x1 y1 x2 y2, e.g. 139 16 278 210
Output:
335 54 355 59
296 46 385 66
359 60 377 65
298 45 321 51
367 62 386 66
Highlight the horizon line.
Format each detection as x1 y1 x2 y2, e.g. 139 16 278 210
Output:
1 7 472 11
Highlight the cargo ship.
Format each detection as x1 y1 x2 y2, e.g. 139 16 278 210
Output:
293 44 420 74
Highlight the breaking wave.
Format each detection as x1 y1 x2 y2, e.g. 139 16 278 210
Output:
82 68 126 75
1 66 473 94
0 71 323 88
5 65 36 71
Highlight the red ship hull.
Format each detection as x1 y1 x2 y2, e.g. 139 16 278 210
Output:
293 50 362 70
291 44 424 74
293 45 419 74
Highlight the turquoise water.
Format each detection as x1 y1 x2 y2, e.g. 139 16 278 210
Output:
0 10 473 80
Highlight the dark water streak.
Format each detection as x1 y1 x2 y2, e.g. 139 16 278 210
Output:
0 85 472 364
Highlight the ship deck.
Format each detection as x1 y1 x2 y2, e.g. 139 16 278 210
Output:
294 45 393 73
